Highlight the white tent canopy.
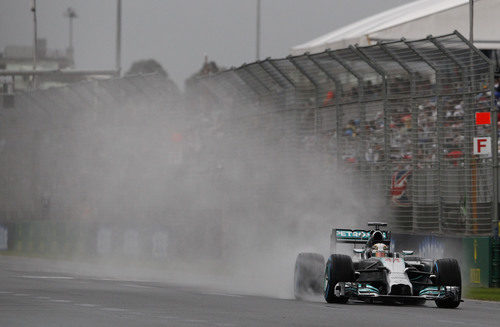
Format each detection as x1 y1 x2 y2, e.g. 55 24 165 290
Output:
291 0 500 55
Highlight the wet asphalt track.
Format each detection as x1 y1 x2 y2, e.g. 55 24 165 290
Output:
0 256 499 327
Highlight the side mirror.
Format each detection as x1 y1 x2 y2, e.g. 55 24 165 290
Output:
353 248 364 254
402 250 414 256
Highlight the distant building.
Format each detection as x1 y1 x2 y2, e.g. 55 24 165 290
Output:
0 38 74 91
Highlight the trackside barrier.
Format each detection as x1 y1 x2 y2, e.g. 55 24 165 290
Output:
2 221 170 260
492 237 500 287
6 221 78 255
390 233 496 287
1 219 277 264
0 224 7 250
463 237 491 287
193 31 498 236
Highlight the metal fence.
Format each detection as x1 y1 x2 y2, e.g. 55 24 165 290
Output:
0 74 180 222
192 31 498 236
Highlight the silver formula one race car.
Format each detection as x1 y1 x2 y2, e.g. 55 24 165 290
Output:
294 222 462 308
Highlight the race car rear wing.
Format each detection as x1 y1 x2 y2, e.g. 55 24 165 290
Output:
332 228 391 244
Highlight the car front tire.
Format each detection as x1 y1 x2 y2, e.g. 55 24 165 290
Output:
433 258 461 308
324 254 355 304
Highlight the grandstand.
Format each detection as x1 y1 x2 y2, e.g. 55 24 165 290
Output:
291 0 500 76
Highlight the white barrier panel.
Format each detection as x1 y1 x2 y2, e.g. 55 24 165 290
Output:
123 229 140 255
0 225 7 250
97 228 112 254
152 231 168 258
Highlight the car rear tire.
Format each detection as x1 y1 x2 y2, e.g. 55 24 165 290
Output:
294 253 325 300
433 258 461 308
324 254 355 304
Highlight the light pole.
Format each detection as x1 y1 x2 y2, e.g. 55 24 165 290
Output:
116 0 122 76
256 0 261 61
64 7 77 65
469 0 474 43
30 0 38 88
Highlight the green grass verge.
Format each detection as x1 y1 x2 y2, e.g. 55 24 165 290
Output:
465 287 500 301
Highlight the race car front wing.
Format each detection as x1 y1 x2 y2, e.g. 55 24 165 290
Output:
335 283 461 302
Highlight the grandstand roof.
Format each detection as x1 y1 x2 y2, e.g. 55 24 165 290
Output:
291 0 500 55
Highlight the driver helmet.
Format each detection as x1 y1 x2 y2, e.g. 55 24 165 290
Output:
372 243 388 258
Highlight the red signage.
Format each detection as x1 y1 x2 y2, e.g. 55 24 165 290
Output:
475 112 491 125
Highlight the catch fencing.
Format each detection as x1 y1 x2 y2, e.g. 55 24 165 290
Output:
193 31 498 236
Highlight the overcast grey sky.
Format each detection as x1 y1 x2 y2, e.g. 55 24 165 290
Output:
0 0 412 87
